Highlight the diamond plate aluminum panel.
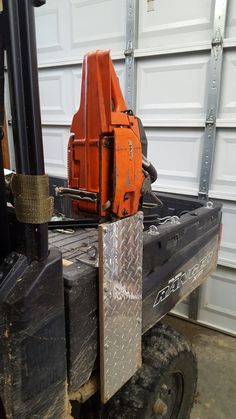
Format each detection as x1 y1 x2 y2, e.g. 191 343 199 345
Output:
99 212 143 403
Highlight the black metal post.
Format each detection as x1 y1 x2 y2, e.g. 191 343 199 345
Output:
3 0 48 262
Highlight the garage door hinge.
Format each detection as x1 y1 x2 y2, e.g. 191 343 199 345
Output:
205 111 216 127
211 27 223 48
124 41 134 57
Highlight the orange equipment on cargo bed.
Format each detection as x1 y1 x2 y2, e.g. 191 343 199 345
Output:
67 50 145 218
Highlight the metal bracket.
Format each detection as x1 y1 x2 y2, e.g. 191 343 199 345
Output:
125 0 138 111
99 212 143 403
194 0 228 318
198 0 228 200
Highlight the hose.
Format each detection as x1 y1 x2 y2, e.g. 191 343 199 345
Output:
142 154 158 184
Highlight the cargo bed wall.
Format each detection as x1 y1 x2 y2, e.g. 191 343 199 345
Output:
49 196 221 392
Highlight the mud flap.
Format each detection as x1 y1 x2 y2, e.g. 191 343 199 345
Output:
99 212 143 403
0 249 69 419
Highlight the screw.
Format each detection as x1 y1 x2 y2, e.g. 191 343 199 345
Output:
138 213 143 221
123 209 129 216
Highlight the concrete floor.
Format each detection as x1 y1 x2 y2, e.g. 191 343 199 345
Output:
163 315 236 419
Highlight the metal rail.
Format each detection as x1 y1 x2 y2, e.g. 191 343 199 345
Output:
189 0 229 320
125 0 138 111
198 0 228 200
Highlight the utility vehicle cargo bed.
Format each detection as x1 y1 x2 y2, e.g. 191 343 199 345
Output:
49 192 222 393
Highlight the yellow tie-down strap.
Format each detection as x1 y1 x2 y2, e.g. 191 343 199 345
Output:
11 174 54 224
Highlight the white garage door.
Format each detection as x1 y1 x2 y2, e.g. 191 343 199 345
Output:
8 0 236 334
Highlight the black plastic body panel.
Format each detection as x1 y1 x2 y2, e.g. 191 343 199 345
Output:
0 249 67 419
64 262 98 393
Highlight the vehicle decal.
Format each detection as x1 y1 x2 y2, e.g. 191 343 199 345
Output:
153 250 214 308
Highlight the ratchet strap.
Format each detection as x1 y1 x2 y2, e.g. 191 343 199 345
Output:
11 174 54 224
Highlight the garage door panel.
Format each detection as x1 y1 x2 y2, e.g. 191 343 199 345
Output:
71 67 82 113
70 0 126 51
39 61 125 125
171 298 189 318
216 201 236 269
35 0 70 64
146 128 203 195
72 61 125 112
42 127 69 177
39 68 73 124
136 54 209 125
138 0 215 49
35 0 126 65
209 130 236 200
114 62 126 97
36 8 62 53
198 266 236 334
225 0 236 39
218 50 236 123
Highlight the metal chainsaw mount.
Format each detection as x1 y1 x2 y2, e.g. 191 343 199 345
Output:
57 50 159 219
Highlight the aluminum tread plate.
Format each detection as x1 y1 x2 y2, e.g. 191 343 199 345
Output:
99 212 143 403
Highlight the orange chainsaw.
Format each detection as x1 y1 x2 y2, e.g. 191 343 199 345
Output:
58 50 160 219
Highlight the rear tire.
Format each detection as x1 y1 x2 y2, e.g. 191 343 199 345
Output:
102 323 197 419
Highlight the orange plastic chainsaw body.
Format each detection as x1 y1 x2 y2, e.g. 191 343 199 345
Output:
68 50 144 218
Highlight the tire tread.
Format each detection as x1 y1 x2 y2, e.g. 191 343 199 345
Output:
103 323 197 419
